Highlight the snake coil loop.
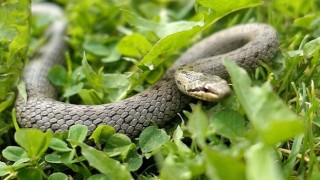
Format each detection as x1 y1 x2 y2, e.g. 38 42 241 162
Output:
15 3 279 138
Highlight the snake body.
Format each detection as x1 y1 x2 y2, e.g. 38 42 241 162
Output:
15 3 279 138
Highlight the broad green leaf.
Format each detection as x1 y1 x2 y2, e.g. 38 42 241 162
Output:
172 126 191 154
0 0 29 106
89 125 116 146
187 104 209 147
117 33 153 57
0 114 13 143
120 11 202 90
83 40 109 56
82 54 104 92
0 160 31 177
14 129 52 159
88 174 108 180
197 0 262 17
104 133 133 158
294 14 316 28
101 48 121 63
139 126 170 153
78 89 104 105
48 172 68 180
73 141 133 180
68 125 88 146
71 66 86 82
211 109 246 140
122 10 203 39
139 27 201 68
45 152 75 164
245 143 284 180
104 144 135 158
2 146 28 162
45 150 75 164
125 150 143 172
13 158 30 166
310 171 320 180
48 65 67 86
45 153 63 164
106 88 131 102
0 92 15 112
63 83 84 98
187 155 206 176
32 13 52 31
162 153 204 178
0 162 9 176
204 148 246 180
197 0 262 29
49 138 72 152
17 167 42 180
145 66 164 84
160 155 192 180
122 0 263 94
17 82 27 104
303 37 320 57
103 73 131 102
103 74 130 89
271 0 313 17
224 61 304 145
9 25 29 55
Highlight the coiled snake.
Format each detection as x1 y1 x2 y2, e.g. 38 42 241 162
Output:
15 3 279 138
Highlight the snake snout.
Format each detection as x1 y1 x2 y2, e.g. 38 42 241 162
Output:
202 81 231 101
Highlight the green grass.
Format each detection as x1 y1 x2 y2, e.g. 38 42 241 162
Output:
1 0 320 179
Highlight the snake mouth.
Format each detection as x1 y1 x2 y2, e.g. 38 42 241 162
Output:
187 81 232 102
187 87 222 101
188 90 220 102
187 87 206 93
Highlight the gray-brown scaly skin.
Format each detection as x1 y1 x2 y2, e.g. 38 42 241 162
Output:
15 3 279 138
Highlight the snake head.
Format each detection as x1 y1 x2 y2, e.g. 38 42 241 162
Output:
186 75 231 101
175 70 231 102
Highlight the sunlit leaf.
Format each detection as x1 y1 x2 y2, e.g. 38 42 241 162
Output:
187 104 209 146
14 129 52 159
245 143 284 180
224 61 304 145
73 141 133 180
211 109 246 140
17 167 42 180
204 148 246 180
117 33 153 57
48 65 67 86
139 126 169 153
48 172 68 180
2 146 28 162
68 125 88 146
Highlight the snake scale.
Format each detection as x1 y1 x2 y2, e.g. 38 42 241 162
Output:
15 3 279 138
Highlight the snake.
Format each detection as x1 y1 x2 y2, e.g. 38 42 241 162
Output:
15 3 279 138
